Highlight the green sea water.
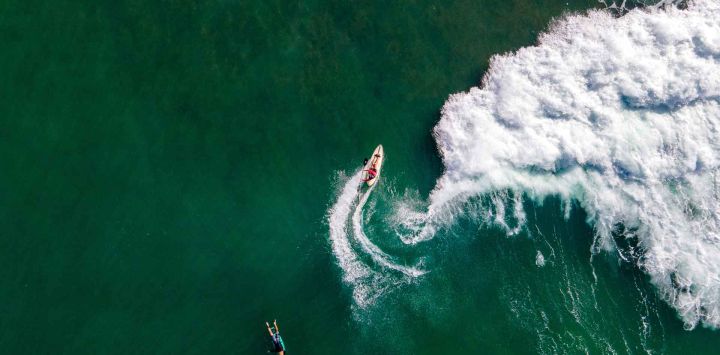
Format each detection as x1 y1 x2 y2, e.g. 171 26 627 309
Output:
3 0 720 354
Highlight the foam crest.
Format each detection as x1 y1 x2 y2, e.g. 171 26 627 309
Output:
428 0 720 329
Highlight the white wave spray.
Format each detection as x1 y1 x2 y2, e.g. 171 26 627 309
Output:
406 0 720 329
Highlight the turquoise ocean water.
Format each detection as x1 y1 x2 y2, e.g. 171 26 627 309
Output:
3 0 720 353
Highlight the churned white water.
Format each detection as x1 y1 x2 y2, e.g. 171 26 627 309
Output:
328 170 425 308
420 0 720 329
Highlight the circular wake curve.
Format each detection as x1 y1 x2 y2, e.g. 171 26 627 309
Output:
328 170 425 308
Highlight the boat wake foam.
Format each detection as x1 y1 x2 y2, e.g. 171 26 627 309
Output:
327 170 425 308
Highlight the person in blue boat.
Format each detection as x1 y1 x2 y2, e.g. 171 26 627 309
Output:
265 320 285 354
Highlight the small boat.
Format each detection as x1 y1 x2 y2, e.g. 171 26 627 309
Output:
362 145 384 186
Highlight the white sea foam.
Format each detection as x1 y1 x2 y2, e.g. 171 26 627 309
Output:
420 0 720 329
328 170 425 308
536 250 546 267
327 171 376 306
352 181 426 277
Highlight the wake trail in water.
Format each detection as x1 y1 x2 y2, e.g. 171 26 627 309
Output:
328 170 425 308
352 180 426 277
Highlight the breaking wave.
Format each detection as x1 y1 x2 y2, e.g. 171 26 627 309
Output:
327 0 720 329
415 0 720 329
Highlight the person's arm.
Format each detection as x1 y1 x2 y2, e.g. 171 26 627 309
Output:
266 322 274 336
273 320 280 333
